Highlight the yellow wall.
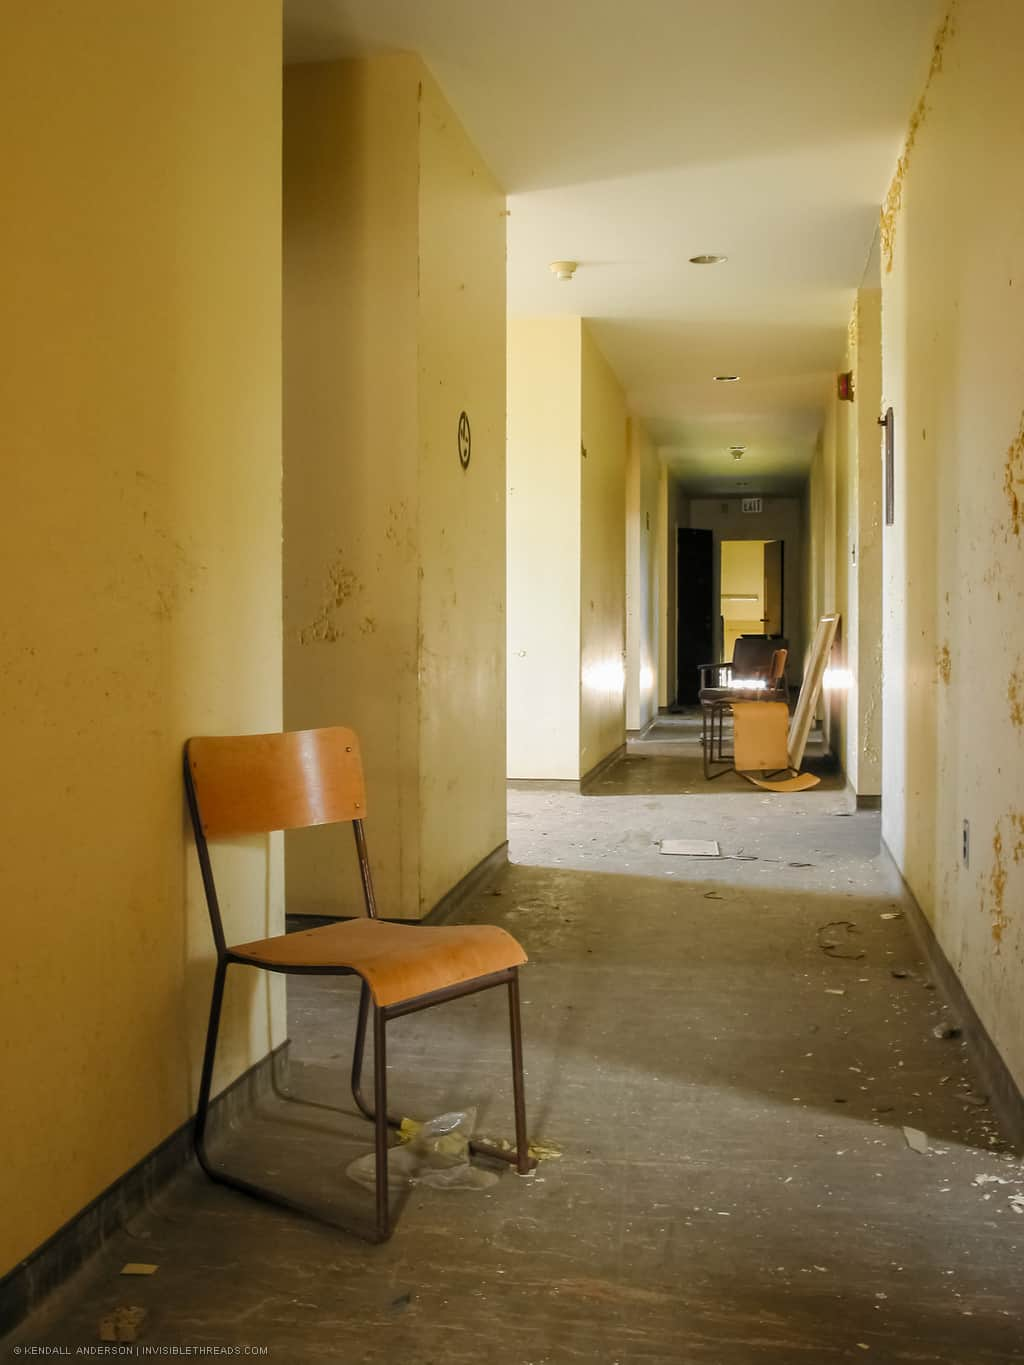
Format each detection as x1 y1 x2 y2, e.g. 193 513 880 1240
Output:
507 319 627 778
579 324 628 774
720 540 766 658
506 318 582 778
0 1 284 1277
881 0 1024 1088
626 419 661 731
283 58 506 918
416 70 508 910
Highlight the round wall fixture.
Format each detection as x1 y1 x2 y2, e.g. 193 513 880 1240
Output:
457 411 471 469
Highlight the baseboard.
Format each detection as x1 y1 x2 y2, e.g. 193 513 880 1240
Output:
887 842 1024 1153
0 1041 289 1337
580 743 626 791
856 794 882 811
421 840 509 925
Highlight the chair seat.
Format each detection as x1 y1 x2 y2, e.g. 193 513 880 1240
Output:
229 918 527 1008
700 687 771 704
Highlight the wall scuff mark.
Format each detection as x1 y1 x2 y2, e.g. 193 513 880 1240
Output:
879 1 958 272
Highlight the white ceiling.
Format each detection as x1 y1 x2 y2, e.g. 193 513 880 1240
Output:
284 0 942 494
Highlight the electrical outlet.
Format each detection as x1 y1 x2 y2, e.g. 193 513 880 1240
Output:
962 819 970 868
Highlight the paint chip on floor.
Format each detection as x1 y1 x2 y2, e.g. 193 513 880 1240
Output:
659 839 720 857
903 1127 930 1154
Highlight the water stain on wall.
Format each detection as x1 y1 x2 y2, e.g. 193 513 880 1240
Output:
937 642 951 684
299 553 362 644
1004 410 1024 537
880 1 958 272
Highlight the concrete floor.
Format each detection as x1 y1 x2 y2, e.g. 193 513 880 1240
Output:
7 732 1024 1362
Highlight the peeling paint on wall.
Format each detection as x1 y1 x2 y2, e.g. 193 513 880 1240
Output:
1004 410 1024 537
880 1 958 272
1009 664 1024 728
985 812 1024 948
298 553 361 644
936 642 951 685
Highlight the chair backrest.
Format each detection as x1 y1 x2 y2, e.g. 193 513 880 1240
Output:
184 728 375 951
186 727 366 837
732 636 777 678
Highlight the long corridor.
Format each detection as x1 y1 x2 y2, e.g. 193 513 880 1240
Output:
9 754 1023 1363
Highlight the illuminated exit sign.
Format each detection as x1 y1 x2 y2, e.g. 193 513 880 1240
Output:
741 497 763 514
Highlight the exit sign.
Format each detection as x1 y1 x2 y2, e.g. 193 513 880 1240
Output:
741 497 763 514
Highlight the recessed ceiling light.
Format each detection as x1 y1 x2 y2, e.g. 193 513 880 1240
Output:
690 254 728 265
715 374 740 382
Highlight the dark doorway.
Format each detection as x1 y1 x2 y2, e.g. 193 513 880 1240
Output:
676 527 713 704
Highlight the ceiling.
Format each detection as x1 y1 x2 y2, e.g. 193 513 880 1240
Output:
284 0 942 494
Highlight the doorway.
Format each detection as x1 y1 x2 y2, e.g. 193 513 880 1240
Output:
676 528 714 703
720 539 784 657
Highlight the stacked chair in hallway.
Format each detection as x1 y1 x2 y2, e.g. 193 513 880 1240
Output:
183 726 534 1243
698 637 789 779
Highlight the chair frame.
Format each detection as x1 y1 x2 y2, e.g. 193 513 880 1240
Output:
698 647 789 781
183 737 532 1244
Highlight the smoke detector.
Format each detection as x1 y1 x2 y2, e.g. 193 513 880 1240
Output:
549 260 578 282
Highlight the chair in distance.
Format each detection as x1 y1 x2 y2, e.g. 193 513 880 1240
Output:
183 726 533 1242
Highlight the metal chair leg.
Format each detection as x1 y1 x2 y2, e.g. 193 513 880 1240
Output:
194 958 228 1172
351 980 403 1135
372 1004 391 1241
507 971 532 1175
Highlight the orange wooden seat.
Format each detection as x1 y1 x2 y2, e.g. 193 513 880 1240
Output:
230 918 526 1008
183 726 533 1243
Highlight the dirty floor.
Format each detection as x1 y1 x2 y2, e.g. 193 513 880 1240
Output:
5 738 1024 1363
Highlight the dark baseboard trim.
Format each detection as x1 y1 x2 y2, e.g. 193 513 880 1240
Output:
507 777 580 792
580 743 627 791
0 1041 289 1338
886 840 1024 1153
422 840 508 925
856 794 882 811
507 743 628 795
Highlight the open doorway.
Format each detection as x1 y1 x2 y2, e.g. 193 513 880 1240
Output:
720 539 784 657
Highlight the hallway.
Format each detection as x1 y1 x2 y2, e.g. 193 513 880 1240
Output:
10 763 1022 1363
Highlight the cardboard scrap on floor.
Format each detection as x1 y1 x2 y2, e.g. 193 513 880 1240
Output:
659 839 721 857
120 1263 158 1276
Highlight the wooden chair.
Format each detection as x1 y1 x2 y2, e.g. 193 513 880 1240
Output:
700 644 789 779
183 727 533 1243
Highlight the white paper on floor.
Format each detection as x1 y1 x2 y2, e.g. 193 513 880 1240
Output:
659 839 721 857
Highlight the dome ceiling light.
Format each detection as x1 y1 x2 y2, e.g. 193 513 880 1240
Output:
549 260 578 281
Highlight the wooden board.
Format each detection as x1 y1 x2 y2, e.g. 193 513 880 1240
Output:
788 614 839 769
742 771 821 793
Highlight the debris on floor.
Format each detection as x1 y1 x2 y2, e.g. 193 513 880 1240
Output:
904 1126 930 1154
119 1264 158 1277
932 1022 963 1040
99 1307 147 1342
347 1109 499 1192
473 1134 563 1162
659 838 720 857
817 921 865 960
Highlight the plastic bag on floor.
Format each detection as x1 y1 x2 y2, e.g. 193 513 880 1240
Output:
345 1108 499 1192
